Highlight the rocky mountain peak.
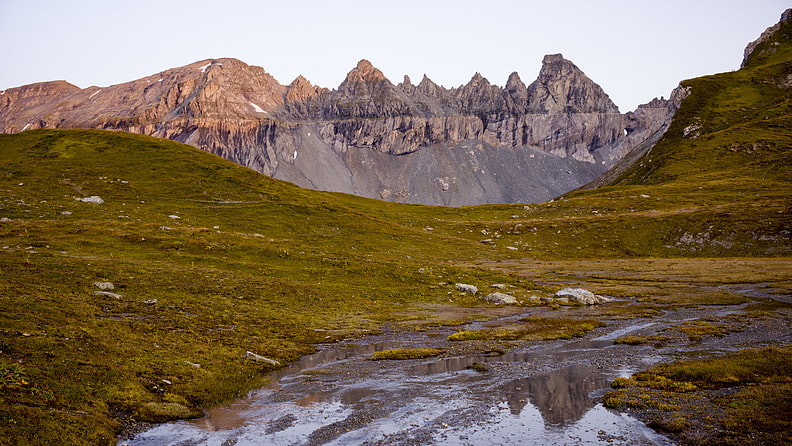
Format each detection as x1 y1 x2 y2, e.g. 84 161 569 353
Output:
343 59 388 84
504 72 529 113
466 72 489 87
527 53 619 114
505 72 525 91
285 75 325 102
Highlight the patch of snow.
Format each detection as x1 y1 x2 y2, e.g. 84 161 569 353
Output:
0 90 5 95
293 150 298 160
249 102 266 113
21 123 30 131
199 63 212 72
89 89 101 99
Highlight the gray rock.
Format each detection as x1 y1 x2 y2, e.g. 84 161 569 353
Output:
555 287 612 305
484 292 518 305
93 281 115 290
93 291 122 299
455 283 478 294
75 196 104 204
243 351 281 367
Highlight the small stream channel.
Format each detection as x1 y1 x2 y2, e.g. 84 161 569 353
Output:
120 299 787 446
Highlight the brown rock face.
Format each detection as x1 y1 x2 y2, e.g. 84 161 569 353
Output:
0 55 681 205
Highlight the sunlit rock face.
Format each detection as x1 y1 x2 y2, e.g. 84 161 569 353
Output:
0 56 682 205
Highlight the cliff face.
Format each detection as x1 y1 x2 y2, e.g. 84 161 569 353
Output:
0 55 682 205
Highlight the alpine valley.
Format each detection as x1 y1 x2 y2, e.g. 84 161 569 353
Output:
0 8 791 446
0 54 683 205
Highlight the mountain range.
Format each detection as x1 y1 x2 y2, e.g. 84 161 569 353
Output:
0 54 683 205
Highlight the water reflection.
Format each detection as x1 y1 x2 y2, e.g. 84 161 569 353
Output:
121 328 672 445
503 364 608 425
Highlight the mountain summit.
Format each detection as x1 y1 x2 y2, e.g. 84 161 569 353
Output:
0 55 681 205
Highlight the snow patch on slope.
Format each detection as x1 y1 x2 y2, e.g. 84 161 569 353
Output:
249 102 267 113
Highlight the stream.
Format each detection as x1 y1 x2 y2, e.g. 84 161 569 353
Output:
119 300 788 446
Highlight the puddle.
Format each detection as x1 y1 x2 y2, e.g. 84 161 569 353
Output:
120 315 680 446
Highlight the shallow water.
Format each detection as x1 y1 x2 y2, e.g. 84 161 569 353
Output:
120 313 683 446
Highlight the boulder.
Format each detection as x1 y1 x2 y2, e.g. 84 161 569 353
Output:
484 292 518 305
93 281 115 290
555 287 611 305
455 283 478 294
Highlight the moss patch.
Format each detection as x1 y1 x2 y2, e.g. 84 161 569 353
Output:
367 348 444 361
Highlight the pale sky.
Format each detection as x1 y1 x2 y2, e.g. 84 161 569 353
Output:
0 0 788 111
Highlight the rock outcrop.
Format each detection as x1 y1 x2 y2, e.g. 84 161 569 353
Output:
742 8 792 67
0 55 682 205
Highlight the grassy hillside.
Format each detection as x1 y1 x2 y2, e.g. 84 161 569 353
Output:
0 129 523 444
436 20 792 259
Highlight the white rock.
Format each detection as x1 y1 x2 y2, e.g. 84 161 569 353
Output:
243 351 281 367
484 292 518 304
455 283 478 294
75 196 104 204
555 287 612 305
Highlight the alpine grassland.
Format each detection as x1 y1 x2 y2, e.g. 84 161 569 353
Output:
1 15 791 445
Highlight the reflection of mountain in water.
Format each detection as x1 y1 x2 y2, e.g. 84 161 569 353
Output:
500 364 608 425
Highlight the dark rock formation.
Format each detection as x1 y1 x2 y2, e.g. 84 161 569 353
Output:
0 55 682 205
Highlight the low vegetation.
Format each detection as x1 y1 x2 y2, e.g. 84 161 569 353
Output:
604 346 792 445
447 317 605 342
367 348 444 361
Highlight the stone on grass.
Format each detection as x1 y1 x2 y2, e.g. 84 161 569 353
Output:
75 196 104 204
555 287 612 305
243 351 281 367
455 283 478 294
484 292 518 305
93 281 115 290
93 291 122 299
